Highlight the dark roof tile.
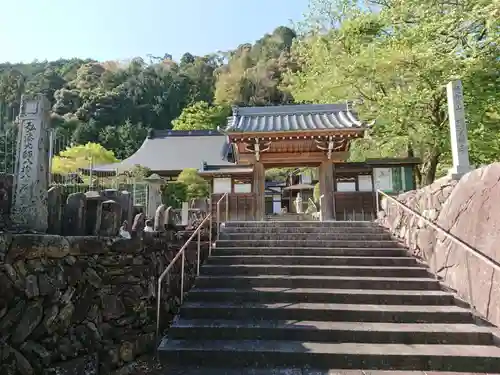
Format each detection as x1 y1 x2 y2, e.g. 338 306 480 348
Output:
225 104 368 133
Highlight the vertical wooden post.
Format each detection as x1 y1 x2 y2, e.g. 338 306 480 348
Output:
319 160 335 221
253 162 265 221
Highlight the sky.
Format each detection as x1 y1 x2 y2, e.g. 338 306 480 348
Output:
0 0 310 63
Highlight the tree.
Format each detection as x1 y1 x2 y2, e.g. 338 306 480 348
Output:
51 142 119 174
172 101 229 131
176 168 210 200
214 26 298 106
286 0 500 186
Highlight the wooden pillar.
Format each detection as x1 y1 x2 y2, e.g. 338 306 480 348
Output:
253 162 265 221
319 160 335 221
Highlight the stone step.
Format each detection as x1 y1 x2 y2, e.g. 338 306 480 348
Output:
221 226 387 234
169 319 494 345
216 240 402 248
157 340 500 372
214 247 408 257
179 302 473 324
221 233 392 241
186 288 456 305
194 275 441 290
201 264 430 278
223 221 378 228
161 367 495 375
207 255 421 266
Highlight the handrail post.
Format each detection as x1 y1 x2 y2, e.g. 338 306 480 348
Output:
216 202 220 241
156 279 162 342
225 193 229 223
197 230 201 276
180 251 185 304
209 213 213 256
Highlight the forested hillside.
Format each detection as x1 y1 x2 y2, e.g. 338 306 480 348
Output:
0 0 498 185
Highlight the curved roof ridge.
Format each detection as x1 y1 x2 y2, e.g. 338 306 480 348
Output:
233 103 349 116
225 103 370 133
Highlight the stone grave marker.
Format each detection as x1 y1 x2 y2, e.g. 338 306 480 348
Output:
11 95 50 232
84 191 105 235
63 192 86 235
100 200 122 236
47 186 62 234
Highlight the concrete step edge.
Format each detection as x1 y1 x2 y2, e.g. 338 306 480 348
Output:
188 288 451 296
181 302 469 313
170 319 490 333
158 339 500 357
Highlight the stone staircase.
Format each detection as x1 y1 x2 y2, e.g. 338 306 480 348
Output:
158 221 500 374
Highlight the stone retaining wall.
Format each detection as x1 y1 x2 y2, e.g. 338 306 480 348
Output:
0 231 209 375
378 163 500 326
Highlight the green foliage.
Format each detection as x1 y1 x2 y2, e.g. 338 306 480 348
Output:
123 165 152 179
214 26 298 106
265 167 313 182
51 142 118 174
286 0 500 186
177 168 210 200
161 182 188 209
0 27 297 160
172 101 230 131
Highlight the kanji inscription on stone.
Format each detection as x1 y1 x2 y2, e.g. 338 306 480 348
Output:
446 80 471 179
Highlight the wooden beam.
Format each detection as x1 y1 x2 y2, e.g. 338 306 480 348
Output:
253 162 265 221
319 160 335 221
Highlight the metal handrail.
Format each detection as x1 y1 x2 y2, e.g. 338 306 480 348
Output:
376 189 500 272
155 192 229 343
216 192 229 240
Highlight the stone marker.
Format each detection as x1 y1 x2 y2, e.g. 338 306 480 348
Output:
85 191 104 235
181 201 189 226
11 94 50 232
154 204 167 231
144 173 164 219
447 80 471 179
118 190 133 229
63 193 86 235
100 200 122 236
131 212 145 238
47 186 62 234
102 188 119 201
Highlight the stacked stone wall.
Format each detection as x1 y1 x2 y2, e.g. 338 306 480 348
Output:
378 163 500 326
0 231 209 375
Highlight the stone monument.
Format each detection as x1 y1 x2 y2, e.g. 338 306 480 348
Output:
447 80 471 179
11 94 50 232
144 173 164 219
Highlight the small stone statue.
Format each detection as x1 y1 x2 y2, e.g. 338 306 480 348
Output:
119 221 131 239
144 219 154 233
294 192 303 214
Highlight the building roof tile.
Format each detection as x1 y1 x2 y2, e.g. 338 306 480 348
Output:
224 104 368 133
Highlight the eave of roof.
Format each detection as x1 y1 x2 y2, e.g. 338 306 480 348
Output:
80 130 235 175
223 103 371 134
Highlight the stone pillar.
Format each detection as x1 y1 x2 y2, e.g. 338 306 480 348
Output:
319 160 335 221
447 80 471 179
253 162 265 221
144 173 164 219
11 95 50 232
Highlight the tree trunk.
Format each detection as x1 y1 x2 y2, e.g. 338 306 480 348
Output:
421 148 441 186
407 143 421 188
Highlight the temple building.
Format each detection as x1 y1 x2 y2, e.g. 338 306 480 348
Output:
87 103 420 221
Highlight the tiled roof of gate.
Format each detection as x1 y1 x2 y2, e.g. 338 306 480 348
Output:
224 104 368 133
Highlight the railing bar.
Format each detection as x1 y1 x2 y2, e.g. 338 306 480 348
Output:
156 193 228 344
180 251 185 304
377 189 500 272
197 230 201 276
